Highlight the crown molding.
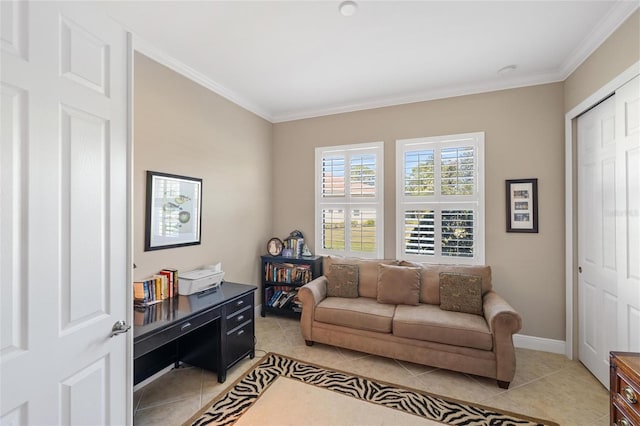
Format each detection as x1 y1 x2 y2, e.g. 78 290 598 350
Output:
131 36 274 123
559 1 639 80
271 71 563 123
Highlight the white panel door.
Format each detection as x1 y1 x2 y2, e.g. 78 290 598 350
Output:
616 76 640 353
578 95 618 388
0 2 131 425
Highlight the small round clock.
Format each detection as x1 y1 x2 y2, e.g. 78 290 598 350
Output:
267 237 283 256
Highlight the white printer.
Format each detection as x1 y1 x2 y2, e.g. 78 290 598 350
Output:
178 262 225 295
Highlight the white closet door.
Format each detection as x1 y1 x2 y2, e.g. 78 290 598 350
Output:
578 95 618 388
577 75 640 389
615 76 640 353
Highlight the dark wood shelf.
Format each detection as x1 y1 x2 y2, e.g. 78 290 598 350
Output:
260 255 322 318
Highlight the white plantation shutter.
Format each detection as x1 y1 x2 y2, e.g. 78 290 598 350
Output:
441 209 475 258
404 149 435 196
404 210 435 255
440 146 475 196
320 208 345 251
316 142 383 258
322 156 345 197
396 133 484 264
350 208 377 253
350 154 376 197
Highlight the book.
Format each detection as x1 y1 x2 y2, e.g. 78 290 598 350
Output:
274 290 291 308
133 281 145 302
161 268 178 298
279 291 297 308
159 270 173 298
268 290 282 307
264 286 274 306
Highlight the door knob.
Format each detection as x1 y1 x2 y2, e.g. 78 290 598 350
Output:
110 320 131 337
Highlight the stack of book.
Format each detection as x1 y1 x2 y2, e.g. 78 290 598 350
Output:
264 262 312 284
133 268 178 307
285 237 305 258
266 288 299 309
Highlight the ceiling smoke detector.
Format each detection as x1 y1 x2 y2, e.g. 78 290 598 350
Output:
339 1 358 17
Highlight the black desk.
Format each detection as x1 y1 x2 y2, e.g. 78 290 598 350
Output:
133 281 256 385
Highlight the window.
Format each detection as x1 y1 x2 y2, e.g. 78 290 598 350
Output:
316 142 384 258
396 133 484 264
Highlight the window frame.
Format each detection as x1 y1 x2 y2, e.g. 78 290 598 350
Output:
395 132 485 264
315 141 384 259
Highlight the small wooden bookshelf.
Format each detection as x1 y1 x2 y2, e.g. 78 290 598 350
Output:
260 255 322 318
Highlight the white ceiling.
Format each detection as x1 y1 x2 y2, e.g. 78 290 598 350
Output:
105 1 639 122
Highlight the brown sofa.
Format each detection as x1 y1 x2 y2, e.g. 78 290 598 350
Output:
298 256 522 388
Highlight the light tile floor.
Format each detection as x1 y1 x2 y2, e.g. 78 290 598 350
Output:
133 316 610 425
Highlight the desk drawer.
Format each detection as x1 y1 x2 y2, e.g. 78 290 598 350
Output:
226 321 253 366
134 306 220 358
228 306 253 328
226 293 253 318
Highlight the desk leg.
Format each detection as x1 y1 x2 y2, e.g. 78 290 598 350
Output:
218 370 227 383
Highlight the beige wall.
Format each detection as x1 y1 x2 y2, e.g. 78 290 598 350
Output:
273 83 566 340
133 53 273 304
565 10 639 112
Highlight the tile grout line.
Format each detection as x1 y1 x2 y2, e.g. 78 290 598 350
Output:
133 388 144 415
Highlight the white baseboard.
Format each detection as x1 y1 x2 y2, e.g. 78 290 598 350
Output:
255 304 262 318
513 334 566 355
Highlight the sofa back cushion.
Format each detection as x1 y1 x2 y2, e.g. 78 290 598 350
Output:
324 256 398 299
400 261 492 305
377 264 421 306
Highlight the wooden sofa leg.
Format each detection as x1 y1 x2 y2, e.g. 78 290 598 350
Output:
497 380 510 389
305 340 314 346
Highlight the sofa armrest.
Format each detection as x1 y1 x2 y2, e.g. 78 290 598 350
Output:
483 291 522 384
483 291 522 335
298 276 328 342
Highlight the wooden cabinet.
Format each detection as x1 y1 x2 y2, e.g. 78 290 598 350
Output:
611 352 640 426
260 255 322 318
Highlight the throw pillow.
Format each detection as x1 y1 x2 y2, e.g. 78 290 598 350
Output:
439 272 483 315
326 264 359 298
376 264 421 306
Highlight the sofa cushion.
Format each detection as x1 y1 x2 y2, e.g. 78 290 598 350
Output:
393 304 493 351
326 264 359 298
439 272 483 315
315 297 395 333
399 261 493 305
376 264 421 306
324 256 398 299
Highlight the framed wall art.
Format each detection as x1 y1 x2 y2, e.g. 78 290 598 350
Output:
505 178 538 233
145 171 202 251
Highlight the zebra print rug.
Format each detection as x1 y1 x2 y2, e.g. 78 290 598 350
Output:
184 353 557 426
